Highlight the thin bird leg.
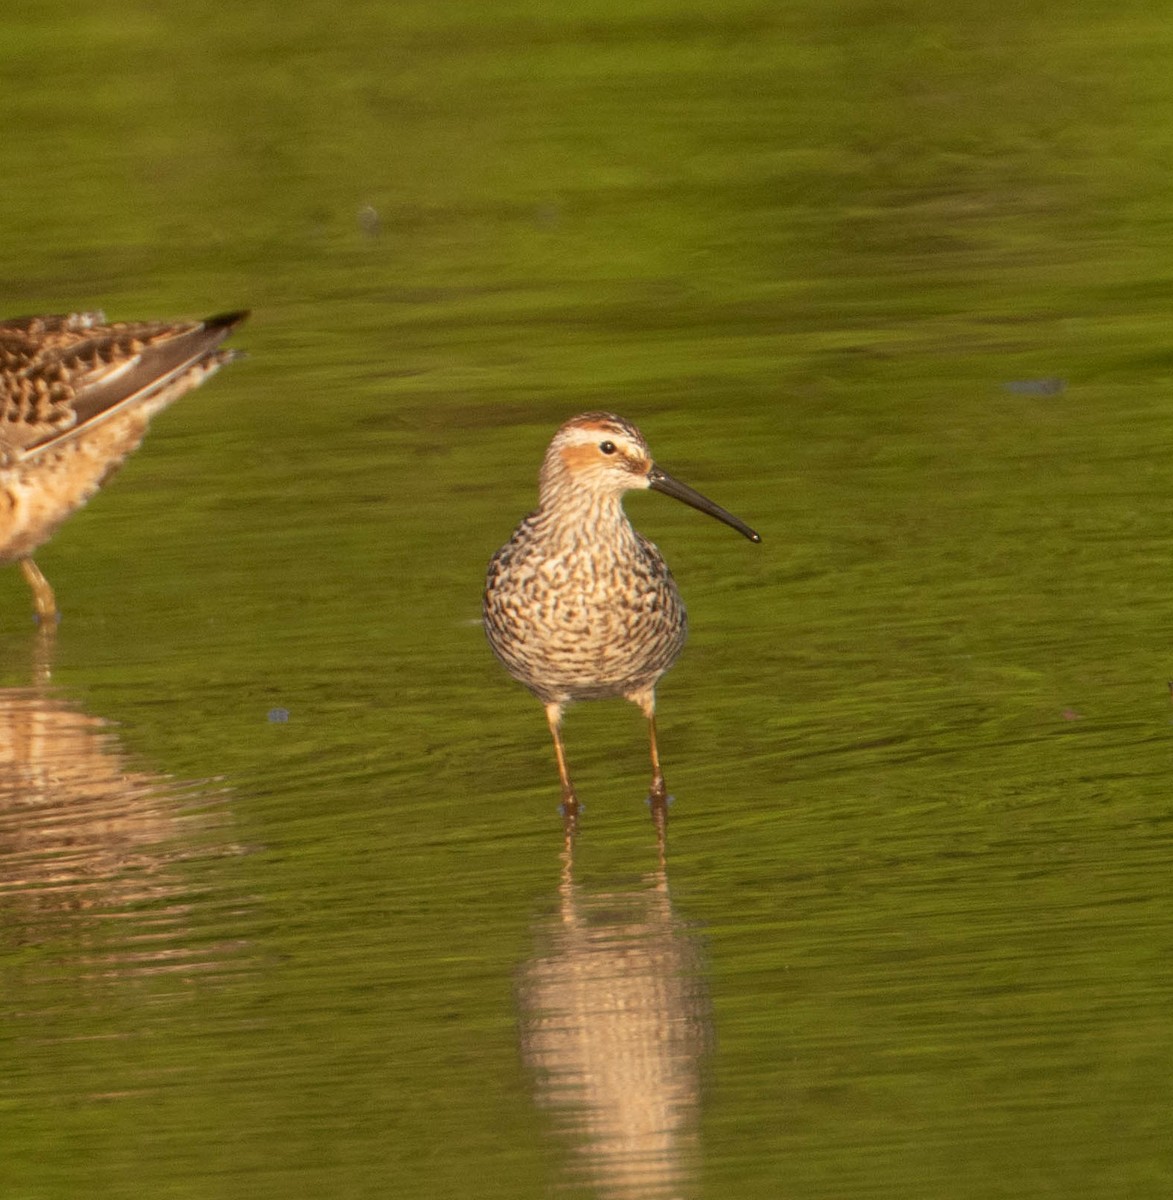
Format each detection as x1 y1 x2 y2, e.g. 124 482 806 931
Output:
648 711 670 844
632 689 668 801
19 558 58 624
647 713 667 802
544 702 580 835
632 688 669 832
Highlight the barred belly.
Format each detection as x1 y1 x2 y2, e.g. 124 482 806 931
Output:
484 521 687 704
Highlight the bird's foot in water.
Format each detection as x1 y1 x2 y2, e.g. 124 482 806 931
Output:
560 792 581 840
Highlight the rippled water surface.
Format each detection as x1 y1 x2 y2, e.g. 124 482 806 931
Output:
2 2 1173 1197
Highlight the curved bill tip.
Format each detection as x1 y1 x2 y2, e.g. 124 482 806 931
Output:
647 467 761 543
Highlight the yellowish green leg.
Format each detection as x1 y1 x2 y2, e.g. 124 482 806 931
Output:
544 702 580 836
20 558 59 624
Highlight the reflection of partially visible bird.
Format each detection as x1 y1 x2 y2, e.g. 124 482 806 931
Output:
484 412 760 830
0 309 248 621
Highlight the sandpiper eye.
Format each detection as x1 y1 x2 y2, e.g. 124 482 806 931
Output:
599 441 616 455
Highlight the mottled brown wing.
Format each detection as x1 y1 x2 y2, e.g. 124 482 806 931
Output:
0 311 248 463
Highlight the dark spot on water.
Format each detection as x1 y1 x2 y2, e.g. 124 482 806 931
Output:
1002 378 1066 396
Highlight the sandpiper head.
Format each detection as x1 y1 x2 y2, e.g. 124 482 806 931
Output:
541 412 653 495
540 411 761 542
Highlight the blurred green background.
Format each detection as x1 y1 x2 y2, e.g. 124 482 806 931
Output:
1 2 1172 1197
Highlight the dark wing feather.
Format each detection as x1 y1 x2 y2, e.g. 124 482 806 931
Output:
0 311 248 462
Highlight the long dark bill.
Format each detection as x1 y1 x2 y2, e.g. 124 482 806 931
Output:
647 467 761 543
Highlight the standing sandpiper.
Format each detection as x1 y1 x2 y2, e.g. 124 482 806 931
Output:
483 412 760 833
0 309 248 621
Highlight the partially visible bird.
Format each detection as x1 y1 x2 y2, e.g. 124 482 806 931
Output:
0 309 248 621
484 412 760 832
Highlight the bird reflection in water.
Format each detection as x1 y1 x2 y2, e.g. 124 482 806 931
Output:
518 837 711 1199
0 638 241 982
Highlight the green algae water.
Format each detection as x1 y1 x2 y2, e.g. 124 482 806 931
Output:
2 2 1173 1197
